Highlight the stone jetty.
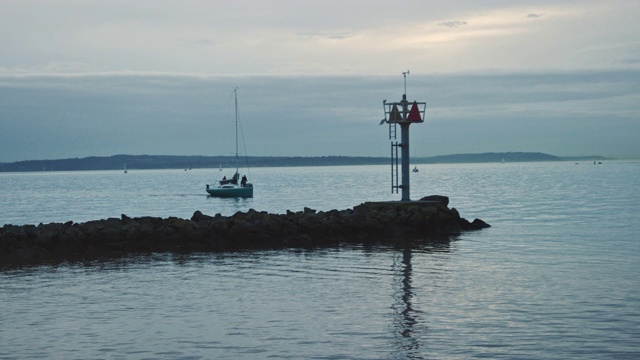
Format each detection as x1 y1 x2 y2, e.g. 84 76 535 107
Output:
0 195 489 265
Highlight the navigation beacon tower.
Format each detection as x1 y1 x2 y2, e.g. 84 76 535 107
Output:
380 71 426 201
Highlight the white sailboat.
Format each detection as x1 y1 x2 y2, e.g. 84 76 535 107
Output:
206 89 253 197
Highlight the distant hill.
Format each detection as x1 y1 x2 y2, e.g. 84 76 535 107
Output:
414 152 607 164
0 152 608 172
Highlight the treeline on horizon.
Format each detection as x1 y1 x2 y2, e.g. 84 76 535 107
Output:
0 152 607 172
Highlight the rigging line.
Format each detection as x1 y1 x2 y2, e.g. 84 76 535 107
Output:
237 96 252 178
218 89 236 162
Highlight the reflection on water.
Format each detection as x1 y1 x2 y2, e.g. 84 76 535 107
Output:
2 162 640 359
391 241 451 359
393 246 420 356
1 241 459 359
205 195 254 214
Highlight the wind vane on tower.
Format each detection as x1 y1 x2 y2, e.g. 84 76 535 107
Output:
403 70 409 96
379 71 426 201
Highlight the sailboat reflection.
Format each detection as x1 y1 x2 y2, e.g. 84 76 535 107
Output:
391 240 451 359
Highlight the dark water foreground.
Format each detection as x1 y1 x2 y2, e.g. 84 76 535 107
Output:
0 195 489 266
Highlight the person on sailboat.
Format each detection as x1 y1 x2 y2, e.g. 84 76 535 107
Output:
241 175 247 187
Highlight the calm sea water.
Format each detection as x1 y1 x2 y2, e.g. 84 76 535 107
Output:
1 162 639 359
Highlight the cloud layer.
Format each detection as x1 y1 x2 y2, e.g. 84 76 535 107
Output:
1 1 639 161
1 71 638 162
2 1 639 76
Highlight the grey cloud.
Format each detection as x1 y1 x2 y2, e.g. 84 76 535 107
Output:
297 31 353 40
439 21 467 28
1 70 638 162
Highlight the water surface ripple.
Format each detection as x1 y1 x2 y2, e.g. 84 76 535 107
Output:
1 161 639 359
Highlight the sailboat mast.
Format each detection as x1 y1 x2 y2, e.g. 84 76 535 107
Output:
234 88 239 175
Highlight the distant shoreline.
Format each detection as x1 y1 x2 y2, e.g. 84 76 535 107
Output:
0 152 609 172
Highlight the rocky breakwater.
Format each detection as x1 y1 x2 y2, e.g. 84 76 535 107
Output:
0 195 489 265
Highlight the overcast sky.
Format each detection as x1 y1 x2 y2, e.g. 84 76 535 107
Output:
1 0 639 162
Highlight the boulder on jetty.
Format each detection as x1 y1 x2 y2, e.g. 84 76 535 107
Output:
0 195 489 265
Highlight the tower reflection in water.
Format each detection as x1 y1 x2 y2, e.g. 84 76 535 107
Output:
391 240 451 359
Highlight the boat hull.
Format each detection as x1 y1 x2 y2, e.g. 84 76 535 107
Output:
206 186 253 198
